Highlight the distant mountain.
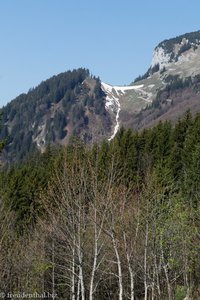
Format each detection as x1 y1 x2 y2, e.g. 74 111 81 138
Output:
2 30 200 162
115 29 200 129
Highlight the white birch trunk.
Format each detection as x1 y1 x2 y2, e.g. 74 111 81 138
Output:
112 232 123 300
123 233 134 300
71 244 75 300
128 261 134 300
89 209 98 300
154 255 161 299
151 267 155 300
77 208 85 300
76 276 80 300
80 264 85 300
163 262 173 300
161 245 173 300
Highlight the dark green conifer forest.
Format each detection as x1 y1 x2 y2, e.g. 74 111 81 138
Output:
0 112 200 299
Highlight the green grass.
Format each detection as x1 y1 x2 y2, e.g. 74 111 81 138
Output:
175 286 187 300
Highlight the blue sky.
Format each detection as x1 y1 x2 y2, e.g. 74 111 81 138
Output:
1 0 200 107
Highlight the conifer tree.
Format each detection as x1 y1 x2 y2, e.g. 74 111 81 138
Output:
0 113 5 153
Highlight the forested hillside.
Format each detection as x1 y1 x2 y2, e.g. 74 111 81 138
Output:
157 30 200 56
0 111 200 299
0 68 111 163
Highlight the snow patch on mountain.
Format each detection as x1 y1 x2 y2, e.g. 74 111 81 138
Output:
101 82 117 109
101 82 121 140
101 83 145 140
113 84 144 94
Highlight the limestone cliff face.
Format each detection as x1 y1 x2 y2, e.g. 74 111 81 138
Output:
151 46 171 69
151 30 200 72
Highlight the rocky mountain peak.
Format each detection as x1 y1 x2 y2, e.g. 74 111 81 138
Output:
151 30 200 72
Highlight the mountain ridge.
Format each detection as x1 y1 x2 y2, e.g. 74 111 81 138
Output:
1 29 200 162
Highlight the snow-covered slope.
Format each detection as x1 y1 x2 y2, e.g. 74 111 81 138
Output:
101 82 150 140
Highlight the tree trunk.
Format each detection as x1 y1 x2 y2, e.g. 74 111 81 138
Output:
71 244 75 300
161 246 173 300
77 209 85 300
129 263 134 300
123 232 134 300
89 209 98 300
89 224 98 300
112 233 123 300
